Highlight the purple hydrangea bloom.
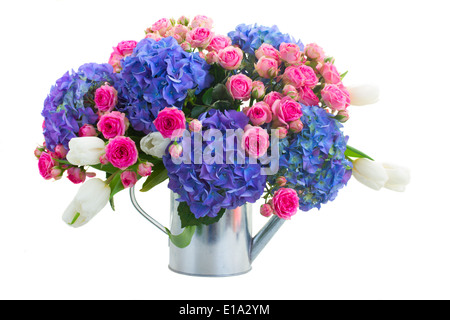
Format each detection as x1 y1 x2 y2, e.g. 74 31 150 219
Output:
228 23 304 55
268 106 352 211
163 110 267 219
42 63 116 151
117 37 213 134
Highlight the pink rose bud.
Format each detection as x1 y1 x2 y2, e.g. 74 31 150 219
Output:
305 43 325 61
50 167 63 181
138 162 154 177
321 84 351 111
282 85 299 101
121 171 138 188
97 111 128 140
79 124 98 137
320 62 341 84
94 83 118 113
298 86 320 106
116 41 138 56
67 167 87 184
177 16 190 26
186 27 214 49
243 101 272 126
217 46 243 70
34 146 43 159
272 188 300 220
145 33 162 41
189 119 203 132
260 203 274 217
271 96 303 126
336 109 350 123
151 18 172 36
52 144 68 159
169 143 183 159
205 51 219 64
86 172 96 178
279 43 303 65
190 15 213 29
276 176 287 187
99 154 109 165
38 152 55 180
274 127 288 139
255 57 279 79
241 126 270 158
263 91 283 107
251 81 265 100
289 120 304 133
154 107 186 139
255 44 281 64
180 41 192 51
226 74 253 101
207 35 232 52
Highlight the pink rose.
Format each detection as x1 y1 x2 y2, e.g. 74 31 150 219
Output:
207 35 232 52
243 101 272 126
289 119 304 133
145 33 162 41
255 57 278 79
67 167 86 184
337 109 350 123
138 162 153 177
97 111 128 140
282 85 299 101
121 171 138 188
271 96 303 125
298 86 320 106
105 136 138 170
305 43 325 61
274 127 288 139
186 27 213 49
321 84 351 111
108 49 122 73
260 204 274 217
241 126 270 158
79 124 98 137
190 15 213 29
177 16 190 26
180 41 192 51
276 176 287 187
272 188 300 220
153 107 186 139
279 43 303 65
217 46 243 70
189 119 202 132
151 18 172 36
252 81 265 100
169 143 183 159
53 144 68 159
50 168 63 180
263 91 283 107
283 65 318 88
38 152 55 180
226 74 253 101
94 83 118 113
116 41 137 56
255 44 281 64
205 51 219 64
320 62 341 84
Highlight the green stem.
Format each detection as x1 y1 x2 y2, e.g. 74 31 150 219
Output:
105 170 120 184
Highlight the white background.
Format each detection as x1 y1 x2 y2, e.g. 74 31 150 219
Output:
1 0 449 300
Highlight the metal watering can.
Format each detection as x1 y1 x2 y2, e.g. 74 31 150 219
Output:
130 187 285 277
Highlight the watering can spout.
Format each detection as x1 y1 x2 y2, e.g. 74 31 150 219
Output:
250 216 285 263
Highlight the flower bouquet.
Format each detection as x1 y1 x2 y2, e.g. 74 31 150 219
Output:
35 15 410 275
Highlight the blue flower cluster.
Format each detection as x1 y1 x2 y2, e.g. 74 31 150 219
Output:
117 37 213 134
228 23 304 55
163 110 267 219
42 63 116 151
269 106 352 211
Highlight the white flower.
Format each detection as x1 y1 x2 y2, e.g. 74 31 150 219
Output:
66 137 105 166
348 84 380 106
62 178 111 228
382 163 411 192
140 132 171 158
352 158 389 190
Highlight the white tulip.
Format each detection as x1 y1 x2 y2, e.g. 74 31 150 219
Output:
348 84 380 106
382 163 411 192
66 137 105 166
352 158 389 191
140 132 171 158
62 178 111 228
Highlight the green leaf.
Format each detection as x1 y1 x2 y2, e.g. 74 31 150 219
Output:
211 100 232 111
140 162 168 192
109 197 115 211
91 163 118 174
212 83 232 102
340 70 348 80
108 173 124 200
202 87 214 105
190 105 208 118
345 145 374 161
165 226 196 249
177 201 225 228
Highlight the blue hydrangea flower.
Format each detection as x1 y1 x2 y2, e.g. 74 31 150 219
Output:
163 110 267 219
228 23 304 55
268 106 352 211
42 63 117 151
117 37 213 134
